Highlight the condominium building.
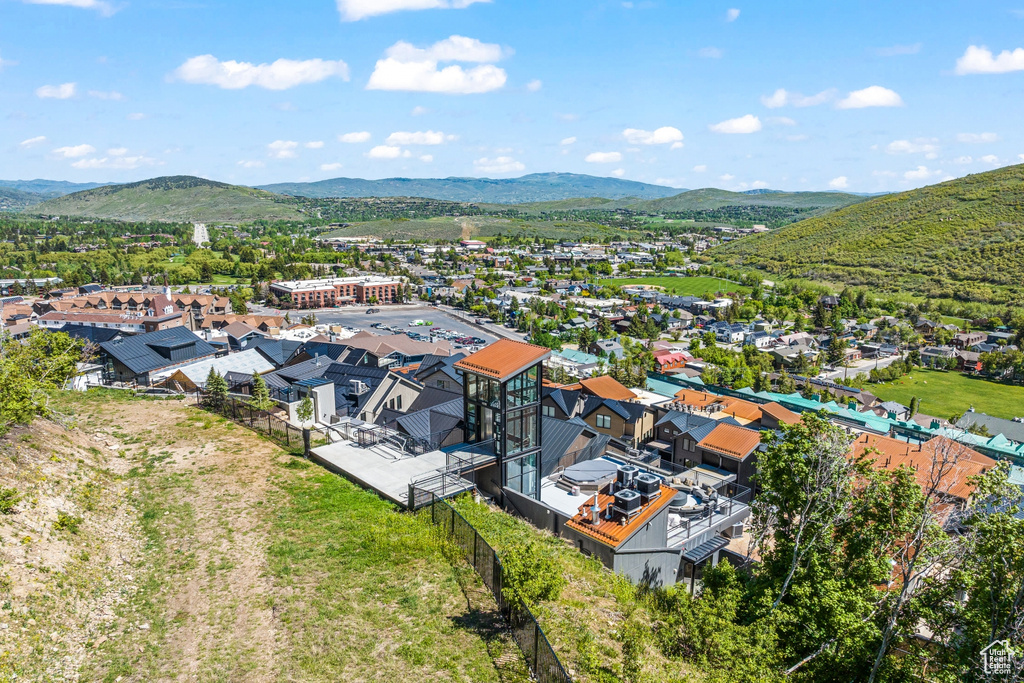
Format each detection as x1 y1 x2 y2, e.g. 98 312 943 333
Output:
268 276 403 307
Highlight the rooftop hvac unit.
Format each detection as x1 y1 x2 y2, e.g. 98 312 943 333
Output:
617 465 639 489
612 488 641 514
727 522 745 538
635 472 661 496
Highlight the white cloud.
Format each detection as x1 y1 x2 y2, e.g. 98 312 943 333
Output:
267 140 299 159
874 43 922 57
36 82 76 99
367 145 405 159
526 79 542 91
172 55 349 90
336 0 489 22
955 45 1024 75
611 169 626 178
697 47 723 58
19 136 47 149
320 163 343 171
52 144 95 158
903 165 941 181
560 137 577 146
726 8 740 21
1019 153 1024 162
709 114 761 134
760 88 834 108
107 147 128 156
19 0 115 16
979 154 1001 165
88 89 123 100
585 151 623 163
836 86 904 109
829 176 849 189
238 160 265 169
339 131 371 143
956 132 999 144
719 173 735 181
886 138 939 158
126 112 146 120
692 164 707 172
411 106 429 116
71 154 156 170
767 116 796 126
304 141 325 149
385 130 454 145
474 156 525 174
367 36 508 94
623 126 684 147
751 180 770 189
419 154 434 163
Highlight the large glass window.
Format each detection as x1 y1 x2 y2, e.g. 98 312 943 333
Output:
504 405 538 456
506 366 540 407
505 452 538 496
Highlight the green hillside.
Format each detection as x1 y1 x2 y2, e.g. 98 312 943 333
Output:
0 187 48 212
259 172 680 203
711 164 1024 306
28 176 305 222
628 188 867 212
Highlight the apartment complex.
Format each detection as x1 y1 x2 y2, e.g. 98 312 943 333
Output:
269 276 403 307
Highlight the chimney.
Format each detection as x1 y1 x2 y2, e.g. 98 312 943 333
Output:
590 493 601 524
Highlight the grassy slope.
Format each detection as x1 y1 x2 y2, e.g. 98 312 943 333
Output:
711 164 1024 305
324 215 627 242
600 275 752 295
0 187 47 211
868 368 1024 421
29 176 304 222
625 188 866 212
3 391 524 682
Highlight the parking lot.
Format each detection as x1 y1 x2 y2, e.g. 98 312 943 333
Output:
250 303 502 349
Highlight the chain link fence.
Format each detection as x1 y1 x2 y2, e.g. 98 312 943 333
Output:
424 493 573 683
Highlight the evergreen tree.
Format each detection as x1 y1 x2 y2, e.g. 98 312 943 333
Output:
205 368 228 407
249 371 274 412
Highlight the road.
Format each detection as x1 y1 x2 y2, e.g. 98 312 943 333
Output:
248 302 509 345
192 223 209 246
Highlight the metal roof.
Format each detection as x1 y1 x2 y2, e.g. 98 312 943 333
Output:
682 535 729 564
100 326 217 375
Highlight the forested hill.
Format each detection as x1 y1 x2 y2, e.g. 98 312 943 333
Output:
259 172 682 203
626 188 867 212
711 164 1024 306
27 176 305 222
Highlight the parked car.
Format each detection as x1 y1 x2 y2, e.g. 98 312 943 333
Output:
366 308 380 314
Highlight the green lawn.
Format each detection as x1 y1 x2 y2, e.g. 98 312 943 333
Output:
870 368 1024 421
600 275 751 296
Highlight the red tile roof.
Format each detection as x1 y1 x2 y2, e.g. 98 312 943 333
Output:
564 485 677 548
578 375 636 401
698 423 761 460
849 433 994 501
453 339 551 381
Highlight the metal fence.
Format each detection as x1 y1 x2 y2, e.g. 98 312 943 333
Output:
425 494 573 683
197 391 313 453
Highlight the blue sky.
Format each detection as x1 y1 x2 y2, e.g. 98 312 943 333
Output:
2 0 1024 192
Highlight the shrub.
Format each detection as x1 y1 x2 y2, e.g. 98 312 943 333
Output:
500 541 567 608
53 511 82 534
0 487 21 515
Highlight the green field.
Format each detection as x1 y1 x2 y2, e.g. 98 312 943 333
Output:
870 369 1024 421
600 275 751 296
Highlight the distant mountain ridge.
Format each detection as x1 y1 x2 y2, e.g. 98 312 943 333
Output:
27 176 304 222
0 179 113 196
258 172 683 203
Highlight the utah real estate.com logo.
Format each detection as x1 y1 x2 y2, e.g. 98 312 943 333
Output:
981 639 1017 677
